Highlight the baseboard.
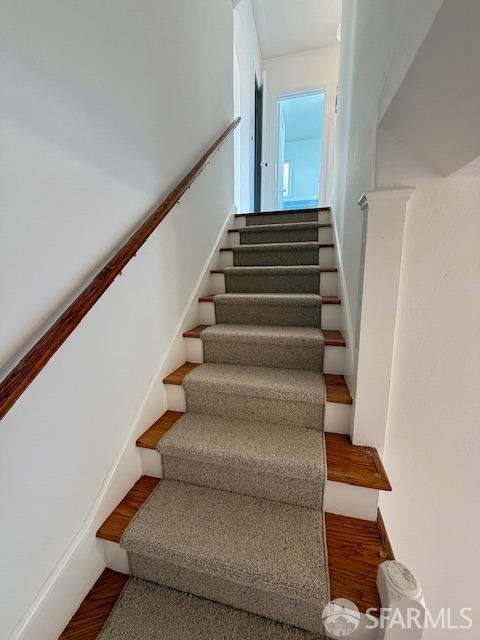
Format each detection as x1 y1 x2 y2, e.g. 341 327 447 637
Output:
10 207 235 640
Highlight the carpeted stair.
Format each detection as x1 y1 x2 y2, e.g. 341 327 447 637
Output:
104 208 333 637
201 324 325 370
232 240 325 266
98 578 323 640
237 221 324 244
223 265 322 293
157 412 325 507
120 480 329 633
214 293 323 327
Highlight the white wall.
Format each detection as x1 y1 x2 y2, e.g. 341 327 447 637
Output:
262 45 339 210
0 1 233 638
332 0 443 390
379 169 480 638
233 0 262 213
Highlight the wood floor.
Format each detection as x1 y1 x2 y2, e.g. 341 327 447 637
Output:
59 569 128 640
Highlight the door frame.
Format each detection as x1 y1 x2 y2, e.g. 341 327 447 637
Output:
267 86 329 211
253 78 263 212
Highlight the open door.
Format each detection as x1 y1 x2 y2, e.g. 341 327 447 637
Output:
254 79 263 212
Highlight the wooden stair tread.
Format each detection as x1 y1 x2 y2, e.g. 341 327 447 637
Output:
199 294 341 304
325 433 391 491
136 411 184 449
183 325 210 339
163 362 351 404
96 476 159 543
220 243 334 251
183 325 345 347
210 267 338 273
136 411 390 491
326 512 394 612
59 569 128 639
322 329 346 347
324 374 352 404
96 476 392 614
227 224 332 232
235 207 330 217
163 362 199 385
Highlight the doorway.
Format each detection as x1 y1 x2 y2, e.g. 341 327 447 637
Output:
276 90 325 210
253 79 263 212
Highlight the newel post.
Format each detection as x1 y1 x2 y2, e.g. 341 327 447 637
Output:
351 188 414 455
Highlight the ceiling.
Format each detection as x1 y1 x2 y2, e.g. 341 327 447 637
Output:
251 0 341 59
280 92 325 142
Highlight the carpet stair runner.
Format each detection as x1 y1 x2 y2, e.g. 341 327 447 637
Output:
96 208 335 638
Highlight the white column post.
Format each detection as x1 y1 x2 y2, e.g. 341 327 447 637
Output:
351 188 414 454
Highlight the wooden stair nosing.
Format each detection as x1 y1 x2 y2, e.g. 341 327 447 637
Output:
227 223 333 233
96 476 393 614
162 362 352 404
183 325 346 347
198 294 341 304
210 267 338 273
220 243 334 252
234 206 330 217
136 411 390 491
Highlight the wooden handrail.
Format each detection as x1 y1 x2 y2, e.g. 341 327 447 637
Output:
0 117 241 420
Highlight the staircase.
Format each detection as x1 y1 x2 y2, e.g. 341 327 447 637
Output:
61 207 393 639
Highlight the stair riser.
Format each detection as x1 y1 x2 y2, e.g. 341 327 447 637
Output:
185 337 346 375
219 247 335 268
235 210 330 227
210 271 338 296
125 552 322 633
161 455 323 509
137 450 380 521
228 227 333 246
233 247 330 267
199 300 342 330
225 272 320 295
185 389 324 430
203 341 324 371
165 384 351 434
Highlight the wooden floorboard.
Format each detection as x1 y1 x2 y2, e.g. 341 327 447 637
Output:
97 476 159 543
58 569 128 640
325 433 391 491
326 512 393 613
96 477 391 616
